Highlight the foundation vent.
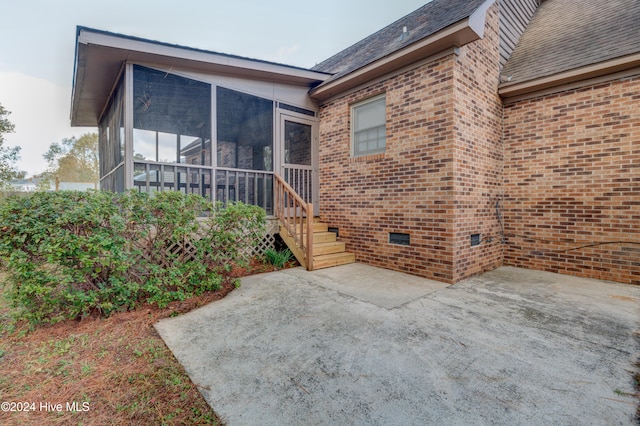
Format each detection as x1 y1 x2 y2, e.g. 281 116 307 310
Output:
389 232 410 246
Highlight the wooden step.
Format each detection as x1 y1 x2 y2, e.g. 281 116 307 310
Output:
286 217 321 224
278 219 355 271
280 222 328 236
313 241 346 256
313 232 337 243
313 252 356 270
295 222 328 233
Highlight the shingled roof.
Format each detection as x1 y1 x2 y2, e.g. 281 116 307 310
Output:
500 0 640 88
312 0 490 81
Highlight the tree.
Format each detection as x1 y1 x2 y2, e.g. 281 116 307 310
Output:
42 133 99 188
0 103 24 187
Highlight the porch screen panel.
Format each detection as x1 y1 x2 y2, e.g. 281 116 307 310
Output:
132 65 211 165
215 87 274 212
98 74 124 190
216 87 273 171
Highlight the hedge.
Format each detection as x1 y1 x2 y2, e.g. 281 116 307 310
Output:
0 190 265 324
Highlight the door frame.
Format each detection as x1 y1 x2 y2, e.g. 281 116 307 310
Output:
275 111 319 216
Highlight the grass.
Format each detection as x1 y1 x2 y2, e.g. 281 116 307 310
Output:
0 258 285 425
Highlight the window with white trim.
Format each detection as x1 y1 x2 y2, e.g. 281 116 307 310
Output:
351 94 386 157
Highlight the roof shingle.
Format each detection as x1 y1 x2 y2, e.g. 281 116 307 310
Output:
312 0 489 80
501 0 640 86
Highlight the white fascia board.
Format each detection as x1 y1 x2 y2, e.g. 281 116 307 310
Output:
77 29 330 83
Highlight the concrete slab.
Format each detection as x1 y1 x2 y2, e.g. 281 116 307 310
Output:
155 265 640 425
286 263 450 308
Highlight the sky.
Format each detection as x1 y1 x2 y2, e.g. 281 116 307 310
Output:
0 0 428 176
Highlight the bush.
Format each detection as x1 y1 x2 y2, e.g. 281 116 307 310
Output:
0 190 265 324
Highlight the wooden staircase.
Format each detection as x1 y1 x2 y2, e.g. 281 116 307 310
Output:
274 173 355 271
279 218 356 270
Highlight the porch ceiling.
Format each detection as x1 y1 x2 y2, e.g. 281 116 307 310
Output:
71 27 330 127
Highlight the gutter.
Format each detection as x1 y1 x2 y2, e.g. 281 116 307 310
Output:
499 52 640 102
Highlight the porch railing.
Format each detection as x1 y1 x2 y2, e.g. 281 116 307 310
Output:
132 161 274 215
274 173 314 270
282 165 313 204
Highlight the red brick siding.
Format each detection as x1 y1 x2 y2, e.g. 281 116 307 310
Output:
451 5 504 281
318 57 458 282
317 3 639 285
317 4 503 283
503 76 640 284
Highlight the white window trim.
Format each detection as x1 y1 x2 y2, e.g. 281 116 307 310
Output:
350 94 386 157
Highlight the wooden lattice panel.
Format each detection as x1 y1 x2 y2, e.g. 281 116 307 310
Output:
136 233 275 266
132 219 277 266
253 233 276 257
164 240 199 263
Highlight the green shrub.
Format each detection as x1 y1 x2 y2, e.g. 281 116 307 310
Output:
0 190 265 324
263 248 293 269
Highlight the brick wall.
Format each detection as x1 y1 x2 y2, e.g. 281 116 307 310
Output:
317 4 639 285
317 4 503 283
451 5 504 281
318 56 458 282
320 56 454 281
503 76 640 284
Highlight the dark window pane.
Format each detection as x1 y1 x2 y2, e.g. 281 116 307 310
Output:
284 120 311 166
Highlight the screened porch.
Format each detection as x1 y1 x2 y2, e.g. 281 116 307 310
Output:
98 64 318 216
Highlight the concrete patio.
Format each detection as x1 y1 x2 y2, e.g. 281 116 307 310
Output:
155 264 640 425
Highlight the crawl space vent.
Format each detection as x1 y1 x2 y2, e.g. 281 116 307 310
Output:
389 232 410 246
